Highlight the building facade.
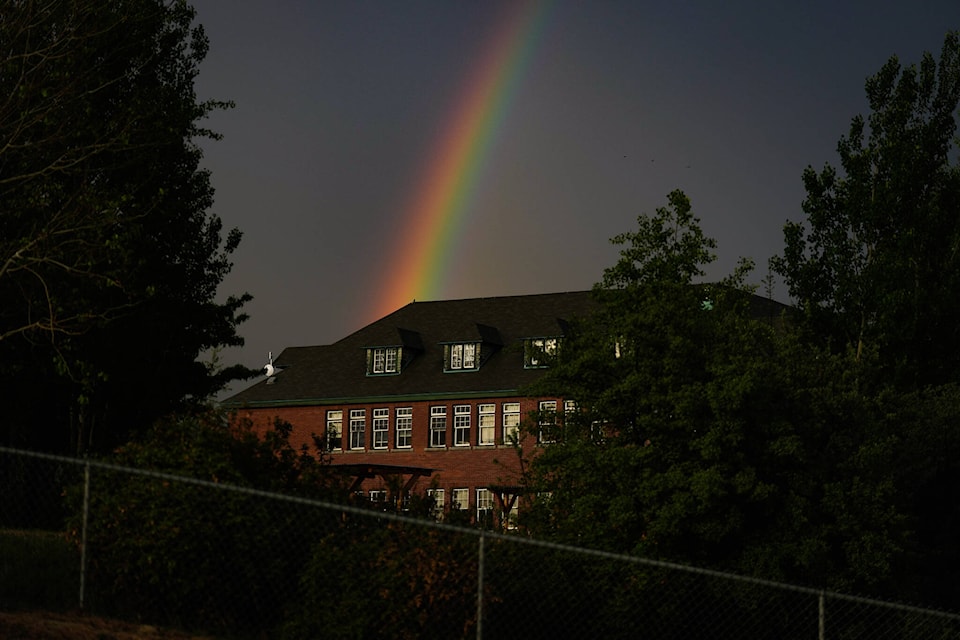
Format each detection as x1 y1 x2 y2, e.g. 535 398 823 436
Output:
224 291 598 524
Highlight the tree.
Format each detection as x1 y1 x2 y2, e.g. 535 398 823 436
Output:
520 191 919 601
71 412 342 635
767 32 960 608
0 0 255 452
771 31 960 390
522 191 768 558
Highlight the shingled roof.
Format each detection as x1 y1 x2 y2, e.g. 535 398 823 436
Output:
223 291 599 408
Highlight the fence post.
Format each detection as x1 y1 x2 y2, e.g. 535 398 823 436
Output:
476 530 485 640
818 590 825 640
79 460 90 611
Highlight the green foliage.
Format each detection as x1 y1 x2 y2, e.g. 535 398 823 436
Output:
285 521 481 640
0 0 255 453
762 31 960 607
771 31 960 390
520 189 930 602
0 529 78 611
69 411 342 635
519 35 960 610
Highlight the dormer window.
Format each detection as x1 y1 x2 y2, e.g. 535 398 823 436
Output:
368 346 401 375
525 337 558 368
445 342 480 372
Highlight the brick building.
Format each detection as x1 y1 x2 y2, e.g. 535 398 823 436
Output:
224 291 598 524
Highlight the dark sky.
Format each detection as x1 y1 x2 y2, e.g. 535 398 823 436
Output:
189 0 960 394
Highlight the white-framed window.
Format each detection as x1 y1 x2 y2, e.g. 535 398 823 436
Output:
503 493 520 530
326 410 342 451
369 346 401 374
452 488 469 511
502 402 520 444
476 488 493 521
429 406 447 448
427 488 445 520
590 420 607 443
564 400 577 429
453 404 471 446
446 342 479 371
395 407 412 448
538 400 557 444
478 403 495 445
526 337 558 368
349 409 365 450
373 408 389 449
369 489 386 505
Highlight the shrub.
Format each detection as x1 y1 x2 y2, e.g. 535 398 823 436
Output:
68 411 344 635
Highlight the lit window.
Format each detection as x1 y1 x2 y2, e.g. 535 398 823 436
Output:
478 404 495 445
349 409 365 450
454 404 471 446
369 347 401 375
591 420 607 443
476 488 493 521
446 343 480 371
369 489 386 506
430 406 447 448
452 488 469 511
502 403 520 444
395 407 412 449
427 488 445 520
526 337 558 368
373 408 389 449
451 344 462 369
326 410 342 451
538 400 557 444
564 400 577 421
503 493 520 530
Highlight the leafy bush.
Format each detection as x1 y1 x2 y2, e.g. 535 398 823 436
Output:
284 518 481 640
68 411 344 635
0 529 78 610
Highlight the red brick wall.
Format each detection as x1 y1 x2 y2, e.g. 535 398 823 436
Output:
233 396 550 515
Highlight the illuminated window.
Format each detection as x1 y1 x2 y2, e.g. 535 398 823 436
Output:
368 490 386 506
349 409 365 450
373 408 389 449
503 493 520 530
526 338 558 368
326 410 342 451
446 343 480 371
476 488 493 521
538 400 557 444
454 405 471 446
478 404 496 445
368 346 401 375
427 488 445 520
452 488 469 511
429 406 447 448
395 407 412 448
502 402 520 444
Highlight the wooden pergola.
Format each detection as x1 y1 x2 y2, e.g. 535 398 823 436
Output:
331 462 436 495
487 484 525 529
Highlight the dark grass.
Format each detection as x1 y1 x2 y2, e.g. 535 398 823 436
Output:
0 529 79 611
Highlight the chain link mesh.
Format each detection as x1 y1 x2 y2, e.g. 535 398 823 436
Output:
3 446 959 639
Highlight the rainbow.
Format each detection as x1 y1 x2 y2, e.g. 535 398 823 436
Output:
369 0 555 320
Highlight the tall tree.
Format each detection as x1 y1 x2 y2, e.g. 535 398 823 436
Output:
771 32 960 390
521 191 770 560
0 0 254 453
521 191 919 599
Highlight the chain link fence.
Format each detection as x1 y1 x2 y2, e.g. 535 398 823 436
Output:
2 445 959 639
